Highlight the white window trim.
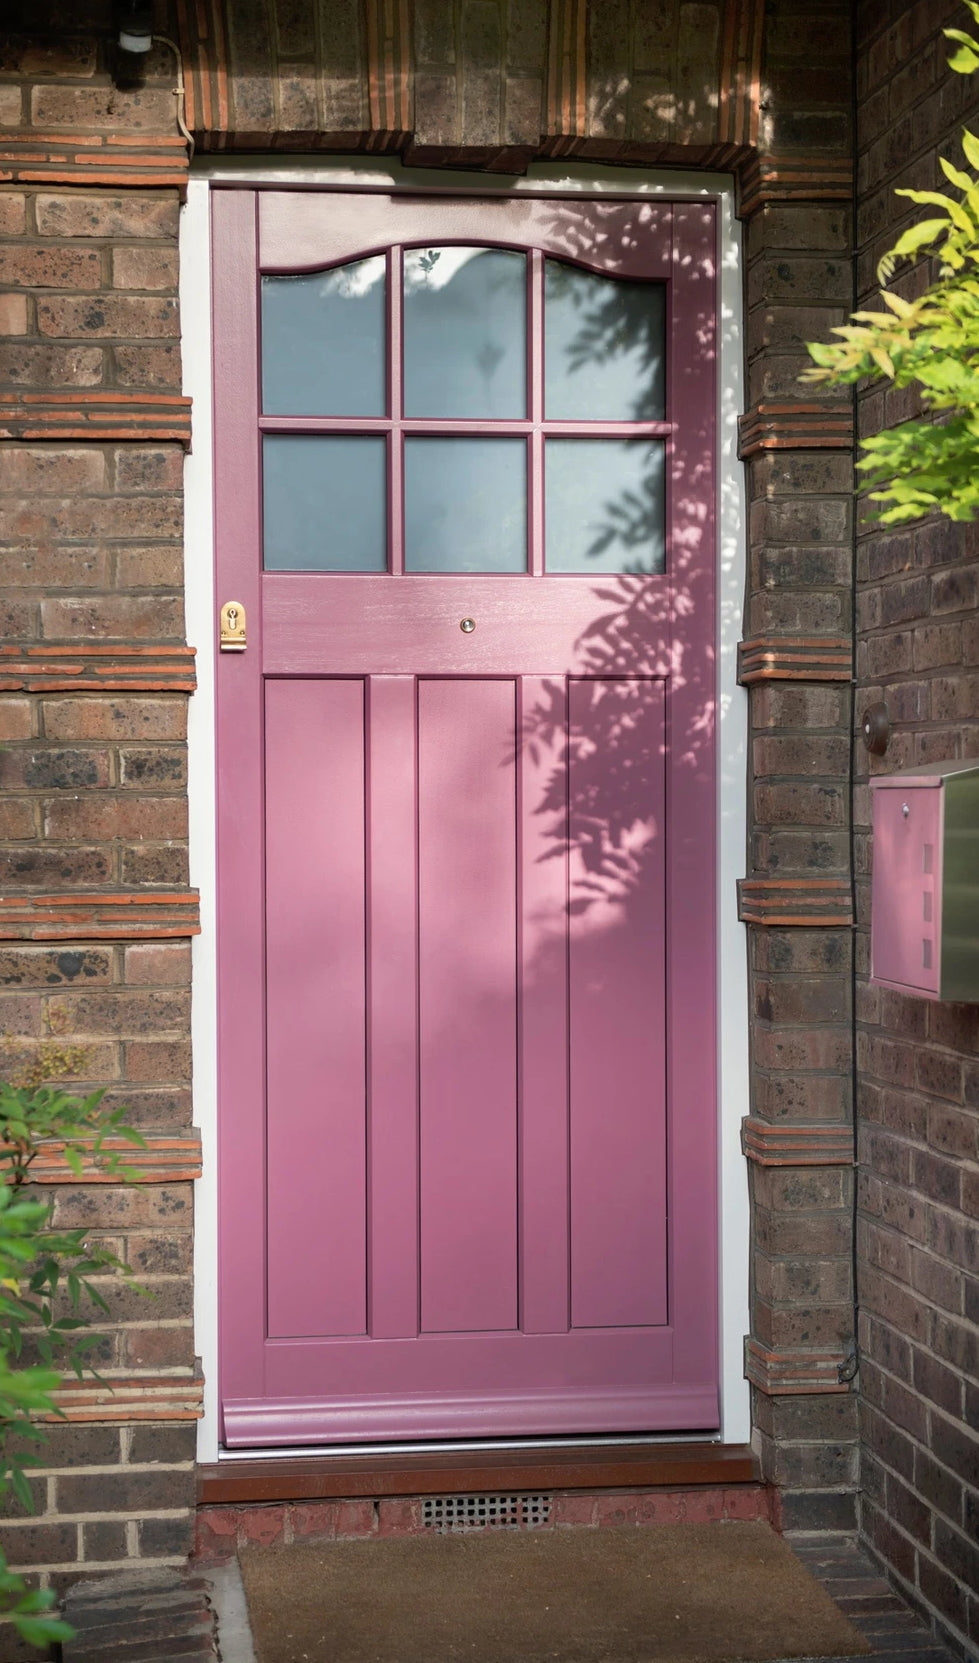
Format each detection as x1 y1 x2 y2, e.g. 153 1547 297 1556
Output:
182 158 750 1463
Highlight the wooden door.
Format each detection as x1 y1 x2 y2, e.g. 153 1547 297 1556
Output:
213 189 718 1447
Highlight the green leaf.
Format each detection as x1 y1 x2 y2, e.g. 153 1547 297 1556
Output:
940 155 978 194
947 41 979 73
962 128 979 170
897 188 975 235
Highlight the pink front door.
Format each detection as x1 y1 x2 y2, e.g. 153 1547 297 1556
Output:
213 188 718 1446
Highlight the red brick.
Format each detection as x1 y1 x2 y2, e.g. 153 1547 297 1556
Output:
124 943 192 986
335 1499 375 1537
123 1324 195 1369
289 1502 340 1540
0 546 110 588
42 796 187 841
3 447 107 494
592 1494 640 1526
238 1506 287 1548
125 1039 192 1082
0 699 34 741
111 344 182 387
42 699 186 742
0 244 102 289
31 83 177 130
0 193 27 236
0 341 104 385
0 494 182 542
114 545 184 589
376 1499 422 1535
112 246 179 291
0 293 28 334
113 447 184 491
550 1494 597 1526
36 294 179 340
194 1509 240 1564
35 194 180 240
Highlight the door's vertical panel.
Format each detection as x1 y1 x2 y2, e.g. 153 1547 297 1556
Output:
519 675 570 1334
265 679 368 1338
213 190 267 1413
418 678 519 1334
367 676 420 1338
568 677 668 1329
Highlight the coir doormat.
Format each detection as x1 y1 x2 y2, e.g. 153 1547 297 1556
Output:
239 1518 872 1663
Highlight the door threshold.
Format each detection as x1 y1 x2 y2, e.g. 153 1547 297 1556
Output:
198 1439 757 1505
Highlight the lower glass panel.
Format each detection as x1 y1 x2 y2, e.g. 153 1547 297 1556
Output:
263 435 387 572
546 439 665 574
404 437 527 573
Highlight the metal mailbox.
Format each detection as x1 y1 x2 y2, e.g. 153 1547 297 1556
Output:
870 761 979 1002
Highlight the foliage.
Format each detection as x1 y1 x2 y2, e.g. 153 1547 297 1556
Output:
0 1085 145 1649
803 1 979 524
0 1082 144 1189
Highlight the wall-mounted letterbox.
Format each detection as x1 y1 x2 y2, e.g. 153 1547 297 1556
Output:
870 762 979 1002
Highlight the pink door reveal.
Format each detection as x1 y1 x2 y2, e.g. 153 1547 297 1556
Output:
213 190 719 1446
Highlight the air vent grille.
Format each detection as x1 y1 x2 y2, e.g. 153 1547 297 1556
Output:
422 1493 552 1532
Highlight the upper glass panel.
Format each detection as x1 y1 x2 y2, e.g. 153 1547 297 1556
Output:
545 439 665 574
403 247 527 419
544 260 665 422
263 436 386 571
404 438 526 572
261 257 386 416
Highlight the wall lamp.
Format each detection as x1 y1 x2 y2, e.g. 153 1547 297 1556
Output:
115 1 154 54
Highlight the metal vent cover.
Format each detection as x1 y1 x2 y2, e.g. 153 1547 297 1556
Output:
422 1493 552 1532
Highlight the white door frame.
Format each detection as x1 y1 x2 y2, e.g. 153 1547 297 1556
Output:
181 157 751 1463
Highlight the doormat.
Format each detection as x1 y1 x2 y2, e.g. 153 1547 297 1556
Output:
239 1519 873 1663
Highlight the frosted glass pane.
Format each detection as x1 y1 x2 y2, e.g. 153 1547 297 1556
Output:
263 436 386 571
545 261 665 421
262 258 386 416
405 439 526 572
404 247 526 418
546 440 665 574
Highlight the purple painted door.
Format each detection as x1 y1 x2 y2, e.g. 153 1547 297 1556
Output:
213 189 718 1446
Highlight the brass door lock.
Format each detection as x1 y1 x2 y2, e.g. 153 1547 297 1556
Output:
220 601 247 651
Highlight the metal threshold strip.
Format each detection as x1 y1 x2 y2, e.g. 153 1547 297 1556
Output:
216 1432 721 1462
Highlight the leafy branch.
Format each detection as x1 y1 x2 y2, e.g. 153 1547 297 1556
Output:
0 1083 146 1649
803 0 979 523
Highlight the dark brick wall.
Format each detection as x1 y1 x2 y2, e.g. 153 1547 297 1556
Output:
854 0 979 1651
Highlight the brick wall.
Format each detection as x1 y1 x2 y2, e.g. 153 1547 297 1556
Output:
854 0 979 1651
0 12 200 1596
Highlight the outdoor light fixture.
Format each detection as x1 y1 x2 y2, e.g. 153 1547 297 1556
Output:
116 1 154 54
